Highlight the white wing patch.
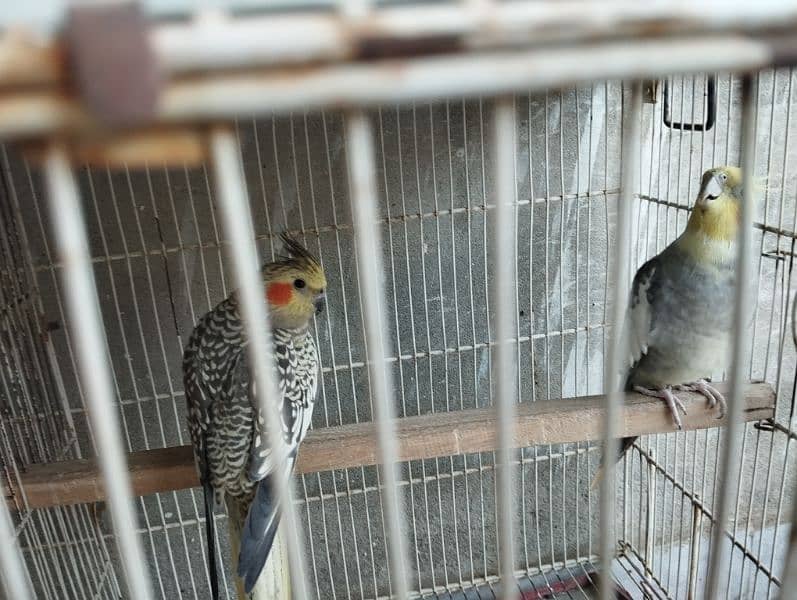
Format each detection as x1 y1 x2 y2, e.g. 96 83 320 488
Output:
245 332 319 484
624 265 656 369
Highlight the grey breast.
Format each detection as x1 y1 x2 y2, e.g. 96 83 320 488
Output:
629 245 736 388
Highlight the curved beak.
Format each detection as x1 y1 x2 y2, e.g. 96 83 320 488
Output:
700 174 724 203
314 292 326 315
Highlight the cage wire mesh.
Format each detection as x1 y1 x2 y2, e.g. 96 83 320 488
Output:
617 70 797 599
0 70 795 599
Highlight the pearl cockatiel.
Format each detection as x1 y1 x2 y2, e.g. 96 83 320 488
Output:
184 233 326 597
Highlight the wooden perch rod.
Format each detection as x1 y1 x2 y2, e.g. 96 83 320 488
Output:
5 382 774 510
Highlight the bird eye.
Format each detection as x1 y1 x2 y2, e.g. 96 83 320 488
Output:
720 173 727 180
294 278 306 289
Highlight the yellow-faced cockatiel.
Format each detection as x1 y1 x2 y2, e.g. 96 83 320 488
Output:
592 166 747 488
184 233 326 597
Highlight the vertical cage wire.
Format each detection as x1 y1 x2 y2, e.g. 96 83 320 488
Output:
41 145 154 600
724 72 763 599
2 35 796 600
345 110 411 599
0 89 631 598
629 66 797 599
376 104 426 592
209 127 311 597
85 162 219 600
705 73 758 600
0 143 124 600
307 110 383 599
0 87 621 597
783 374 797 593
0 488 34 599
742 69 787 600
286 111 359 599
600 80 643 600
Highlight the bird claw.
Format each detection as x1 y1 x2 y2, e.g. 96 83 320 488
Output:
674 379 727 419
633 385 685 429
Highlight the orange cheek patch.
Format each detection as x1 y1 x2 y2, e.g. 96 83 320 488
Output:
266 282 293 306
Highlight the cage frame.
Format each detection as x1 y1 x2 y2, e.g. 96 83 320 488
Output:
0 2 796 599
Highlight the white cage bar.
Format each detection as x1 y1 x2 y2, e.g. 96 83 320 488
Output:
208 127 312 598
2 0 795 84
0 2 796 600
0 480 34 599
0 37 774 140
345 109 411 599
492 96 520 600
42 146 154 600
600 80 643 600
703 74 758 599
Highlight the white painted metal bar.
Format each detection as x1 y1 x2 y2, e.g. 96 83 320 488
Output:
291 115 360 597
731 69 772 598
208 127 311 598
455 98 486 582
492 96 519 600
521 93 540 581
0 495 33 600
782 496 797 594
426 102 459 588
784 300 797 594
344 110 410 600
82 167 197 599
768 188 797 599
155 10 349 73
0 37 770 140
750 70 794 600
4 148 124 600
376 106 424 592
41 145 154 600
317 110 381 597
2 1 795 86
704 73 758 600
599 81 643 600
278 117 331 598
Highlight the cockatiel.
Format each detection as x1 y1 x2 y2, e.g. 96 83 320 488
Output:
184 233 326 598
592 166 747 488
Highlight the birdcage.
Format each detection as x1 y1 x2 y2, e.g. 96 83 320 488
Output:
1 2 796 599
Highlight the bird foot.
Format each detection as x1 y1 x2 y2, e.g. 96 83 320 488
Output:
633 385 686 429
673 379 727 419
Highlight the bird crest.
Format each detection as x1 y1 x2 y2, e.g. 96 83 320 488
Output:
267 232 324 282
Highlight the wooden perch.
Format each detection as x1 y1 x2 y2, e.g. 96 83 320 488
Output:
4 382 774 510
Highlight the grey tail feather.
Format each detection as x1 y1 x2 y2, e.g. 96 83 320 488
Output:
616 435 638 466
202 475 220 599
590 375 638 490
613 374 639 466
238 476 281 593
590 436 638 490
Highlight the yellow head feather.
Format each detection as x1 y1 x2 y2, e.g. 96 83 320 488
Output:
261 233 327 330
685 166 743 243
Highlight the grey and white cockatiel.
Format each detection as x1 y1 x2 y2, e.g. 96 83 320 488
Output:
183 233 326 598
593 166 748 487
